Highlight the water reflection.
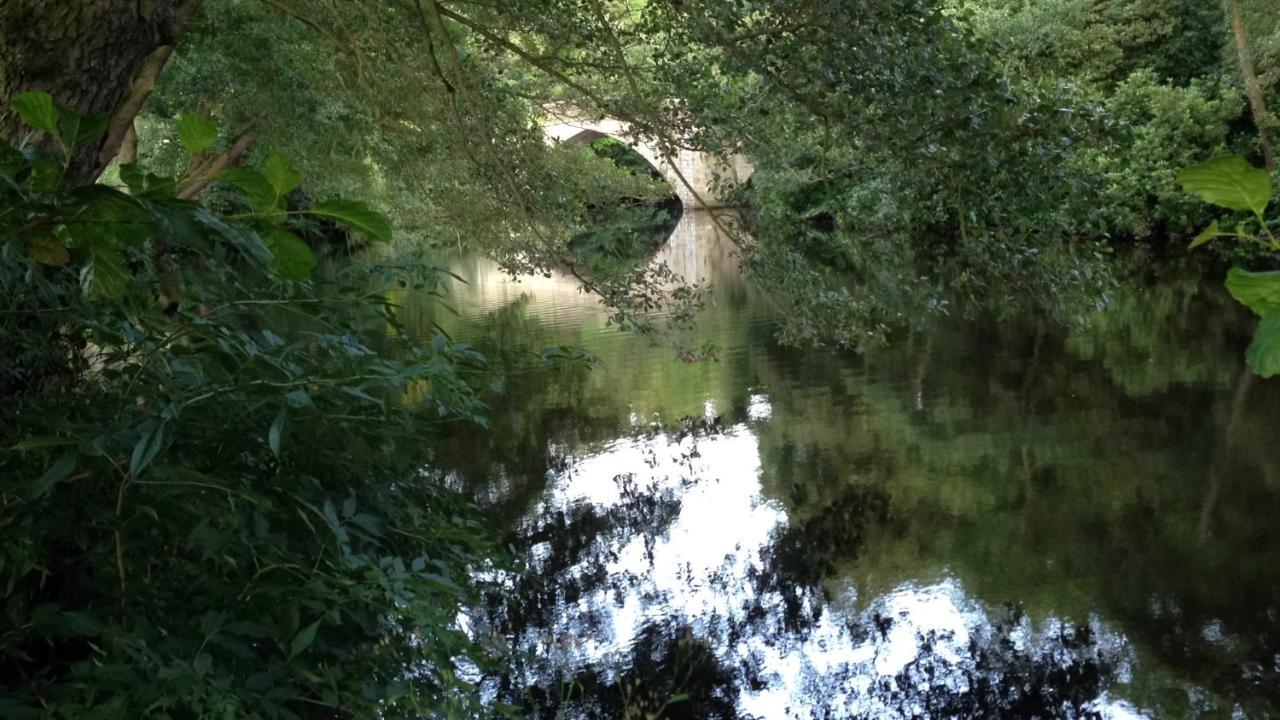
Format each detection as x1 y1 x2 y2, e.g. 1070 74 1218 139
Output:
401 211 1280 717
475 420 1143 719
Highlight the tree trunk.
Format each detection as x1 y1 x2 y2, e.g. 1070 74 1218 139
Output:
1227 0 1277 171
0 0 200 183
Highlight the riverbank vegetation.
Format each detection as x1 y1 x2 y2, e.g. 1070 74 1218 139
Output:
1 0 1278 716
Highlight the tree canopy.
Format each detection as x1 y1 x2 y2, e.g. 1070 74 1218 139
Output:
1 0 1279 716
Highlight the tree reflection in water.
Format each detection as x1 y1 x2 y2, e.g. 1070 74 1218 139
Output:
476 419 1140 719
407 230 1280 716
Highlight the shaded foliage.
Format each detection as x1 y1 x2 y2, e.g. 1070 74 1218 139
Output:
0 98 501 718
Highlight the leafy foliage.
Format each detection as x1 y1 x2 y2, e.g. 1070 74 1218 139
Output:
0 95 502 718
111 0 1269 347
1181 154 1280 376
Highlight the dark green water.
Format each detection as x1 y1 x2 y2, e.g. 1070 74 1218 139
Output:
400 212 1280 718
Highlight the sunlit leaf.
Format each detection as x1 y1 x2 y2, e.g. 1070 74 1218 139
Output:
177 113 218 156
217 168 278 213
1225 267 1280 317
1178 155 1273 215
308 199 392 243
263 154 301 197
12 91 59 136
1188 220 1228 250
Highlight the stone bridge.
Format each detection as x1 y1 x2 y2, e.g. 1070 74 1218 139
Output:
541 107 751 209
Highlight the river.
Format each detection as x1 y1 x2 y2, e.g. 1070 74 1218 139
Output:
396 210 1280 718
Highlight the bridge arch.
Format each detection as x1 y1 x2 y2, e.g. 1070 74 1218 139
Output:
541 108 751 209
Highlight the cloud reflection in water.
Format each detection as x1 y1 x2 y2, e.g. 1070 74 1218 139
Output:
479 410 1149 719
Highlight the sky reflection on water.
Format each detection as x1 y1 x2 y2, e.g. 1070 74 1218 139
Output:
484 411 1150 719
411 211 1280 717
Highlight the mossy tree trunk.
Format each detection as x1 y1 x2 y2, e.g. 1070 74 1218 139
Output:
1226 0 1276 171
0 0 200 182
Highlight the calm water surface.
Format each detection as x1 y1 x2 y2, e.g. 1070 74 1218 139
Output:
399 212 1280 718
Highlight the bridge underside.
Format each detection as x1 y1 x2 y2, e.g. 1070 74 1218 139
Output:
543 116 751 209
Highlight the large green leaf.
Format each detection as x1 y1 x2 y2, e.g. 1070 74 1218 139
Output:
64 186 151 247
1178 155 1273 215
217 168 279 214
57 105 108 148
265 228 316 280
141 197 214 259
12 91 59 136
193 207 273 266
1225 267 1280 317
80 241 129 300
1246 316 1280 377
263 154 301 197
177 113 218 156
308 200 392 243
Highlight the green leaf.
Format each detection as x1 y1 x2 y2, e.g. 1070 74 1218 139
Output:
80 242 129 300
177 114 218 156
1178 155 1273 215
70 112 108 147
289 620 320 659
26 236 69 266
119 164 178 198
12 91 59 136
308 200 392 243
27 155 64 194
63 186 151 246
265 228 316 280
193 653 213 677
1246 316 1280 377
263 154 301 197
11 436 77 452
28 453 77 499
217 168 279 214
1225 267 1280 317
55 104 107 148
1189 220 1231 250
192 206 272 264
130 420 167 478
286 389 313 408
269 409 286 457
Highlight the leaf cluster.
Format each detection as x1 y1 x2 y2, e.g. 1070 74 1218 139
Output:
1 95 504 718
1180 154 1280 376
